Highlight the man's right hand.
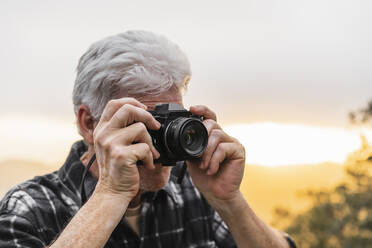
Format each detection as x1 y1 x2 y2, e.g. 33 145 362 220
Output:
49 98 161 248
92 98 161 200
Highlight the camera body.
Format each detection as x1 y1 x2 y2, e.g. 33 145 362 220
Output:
148 103 208 165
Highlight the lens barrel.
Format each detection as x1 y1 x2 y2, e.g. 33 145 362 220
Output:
164 117 208 158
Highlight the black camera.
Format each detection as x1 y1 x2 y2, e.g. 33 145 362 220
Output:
148 103 208 165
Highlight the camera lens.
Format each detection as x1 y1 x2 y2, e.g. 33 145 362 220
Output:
165 117 208 158
180 121 206 155
183 131 194 146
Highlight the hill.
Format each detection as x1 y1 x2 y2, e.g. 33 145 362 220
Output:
241 162 345 223
0 159 345 223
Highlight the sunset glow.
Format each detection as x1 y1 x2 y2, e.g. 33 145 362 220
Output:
1 116 371 167
225 123 372 166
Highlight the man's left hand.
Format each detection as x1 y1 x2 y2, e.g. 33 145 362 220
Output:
186 105 246 204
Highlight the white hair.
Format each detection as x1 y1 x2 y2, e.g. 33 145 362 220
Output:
72 30 191 120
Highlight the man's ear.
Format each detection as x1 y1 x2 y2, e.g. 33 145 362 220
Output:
77 105 96 145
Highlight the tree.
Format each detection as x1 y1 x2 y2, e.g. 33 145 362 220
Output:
273 101 372 248
273 139 372 248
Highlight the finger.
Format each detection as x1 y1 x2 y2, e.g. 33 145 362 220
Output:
189 105 217 121
207 143 229 175
110 104 160 130
128 143 155 170
200 129 234 169
207 142 245 175
119 122 160 159
100 98 147 123
203 119 222 136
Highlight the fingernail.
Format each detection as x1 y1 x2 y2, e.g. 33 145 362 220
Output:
202 162 207 169
154 149 160 159
199 161 204 169
203 161 208 169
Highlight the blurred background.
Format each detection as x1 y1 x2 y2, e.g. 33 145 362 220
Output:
1 0 372 247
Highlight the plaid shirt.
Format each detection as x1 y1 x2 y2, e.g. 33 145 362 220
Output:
0 141 296 248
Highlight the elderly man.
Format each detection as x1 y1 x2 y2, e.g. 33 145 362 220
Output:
0 30 296 248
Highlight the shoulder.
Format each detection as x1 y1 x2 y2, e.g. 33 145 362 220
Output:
0 173 63 246
0 171 79 227
0 175 49 214
1 175 54 215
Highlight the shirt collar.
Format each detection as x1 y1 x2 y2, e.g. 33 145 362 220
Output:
57 140 90 204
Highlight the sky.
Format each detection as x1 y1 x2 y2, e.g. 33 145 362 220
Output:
1 0 372 166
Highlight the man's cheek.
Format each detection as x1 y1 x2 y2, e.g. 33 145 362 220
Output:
138 167 172 191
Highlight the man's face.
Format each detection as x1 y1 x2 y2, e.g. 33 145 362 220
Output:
134 86 183 192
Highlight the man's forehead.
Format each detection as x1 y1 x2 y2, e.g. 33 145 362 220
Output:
140 95 183 110
134 88 183 110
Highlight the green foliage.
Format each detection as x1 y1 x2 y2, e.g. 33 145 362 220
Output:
273 138 372 248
